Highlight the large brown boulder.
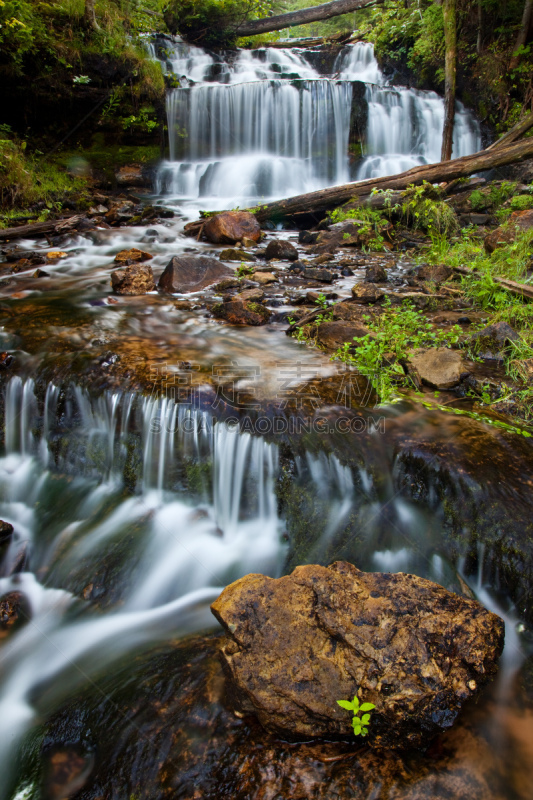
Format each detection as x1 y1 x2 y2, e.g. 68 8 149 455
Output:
211 562 504 749
212 300 271 326
484 209 533 253
204 211 261 245
111 264 155 295
158 256 233 294
265 239 298 261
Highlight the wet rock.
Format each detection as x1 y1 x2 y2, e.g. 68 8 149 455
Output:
204 211 261 245
365 264 387 283
301 267 336 283
467 321 521 360
316 321 371 351
234 288 265 303
33 269 50 278
0 591 30 641
42 746 94 800
46 251 68 262
241 236 258 248
416 264 453 284
265 240 298 261
212 300 271 326
315 221 363 251
351 283 384 304
211 562 504 749
288 260 305 273
313 253 335 265
113 248 153 265
219 248 255 262
484 210 533 253
213 277 242 292
252 271 278 285
332 300 376 324
158 256 233 294
298 230 319 245
407 348 466 389
115 164 152 188
459 213 491 226
0 520 14 544
88 204 109 216
111 264 155 296
387 291 445 309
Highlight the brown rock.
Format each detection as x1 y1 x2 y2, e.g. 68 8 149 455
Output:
0 520 14 543
113 248 153 265
219 249 255 262
301 267 336 283
115 164 151 187
158 256 233 294
212 300 271 326
351 283 384 304
0 591 30 641
211 562 504 749
365 264 387 283
204 211 261 245
416 264 452 284
265 239 298 261
111 264 155 295
467 321 521 360
252 271 278 285
316 321 371 351
484 209 533 253
234 288 265 303
407 347 465 389
241 236 258 248
213 277 242 292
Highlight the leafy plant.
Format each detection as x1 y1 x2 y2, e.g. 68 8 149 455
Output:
73 75 91 85
236 262 254 278
337 694 376 737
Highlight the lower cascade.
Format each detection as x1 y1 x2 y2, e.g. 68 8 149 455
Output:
154 40 481 211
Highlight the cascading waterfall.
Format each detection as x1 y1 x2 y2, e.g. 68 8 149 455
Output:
154 39 481 211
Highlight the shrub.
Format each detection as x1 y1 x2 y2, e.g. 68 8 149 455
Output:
164 0 271 48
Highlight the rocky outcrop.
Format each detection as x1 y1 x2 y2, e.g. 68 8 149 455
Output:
265 239 298 261
352 283 384 304
111 264 155 295
211 562 504 749
158 256 233 294
407 348 466 389
204 211 262 244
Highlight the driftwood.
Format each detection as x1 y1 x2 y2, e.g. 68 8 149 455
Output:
453 265 533 301
184 137 533 236
235 0 384 38
0 214 84 242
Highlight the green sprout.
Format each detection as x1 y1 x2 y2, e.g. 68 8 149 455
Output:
337 694 376 737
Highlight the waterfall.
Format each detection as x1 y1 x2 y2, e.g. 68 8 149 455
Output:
153 39 481 212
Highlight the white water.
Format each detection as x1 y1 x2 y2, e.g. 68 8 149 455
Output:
154 39 481 212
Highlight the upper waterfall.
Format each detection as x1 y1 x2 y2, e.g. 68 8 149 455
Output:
153 39 481 213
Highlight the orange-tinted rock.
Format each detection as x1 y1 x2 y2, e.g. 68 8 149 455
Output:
0 591 30 641
114 248 153 265
351 283 384 304
211 562 504 748
212 300 271 325
111 264 155 295
204 211 261 245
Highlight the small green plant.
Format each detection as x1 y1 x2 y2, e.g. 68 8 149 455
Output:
401 182 457 235
236 262 254 278
73 75 91 85
337 694 376 737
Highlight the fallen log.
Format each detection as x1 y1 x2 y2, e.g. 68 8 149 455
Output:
235 0 384 38
0 215 83 243
452 265 533 302
184 136 533 236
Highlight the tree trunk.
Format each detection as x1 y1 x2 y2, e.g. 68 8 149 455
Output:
441 0 457 162
84 0 99 30
0 215 84 242
235 0 384 38
509 0 533 71
183 137 533 234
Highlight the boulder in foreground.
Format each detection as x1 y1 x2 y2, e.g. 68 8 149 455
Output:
211 562 504 749
111 264 155 295
204 211 262 245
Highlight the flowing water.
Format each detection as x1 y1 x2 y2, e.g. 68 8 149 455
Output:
154 39 481 213
0 37 531 800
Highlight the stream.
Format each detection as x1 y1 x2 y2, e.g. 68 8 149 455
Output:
0 41 532 800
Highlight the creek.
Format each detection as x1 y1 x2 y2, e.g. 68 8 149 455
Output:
0 40 531 800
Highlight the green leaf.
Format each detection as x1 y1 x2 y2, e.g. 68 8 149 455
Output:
352 696 360 711
361 714 371 724
359 703 376 712
336 700 354 711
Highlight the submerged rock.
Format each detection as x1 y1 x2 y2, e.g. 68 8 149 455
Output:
111 264 155 295
407 347 466 389
158 256 233 294
204 211 261 245
211 562 504 749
